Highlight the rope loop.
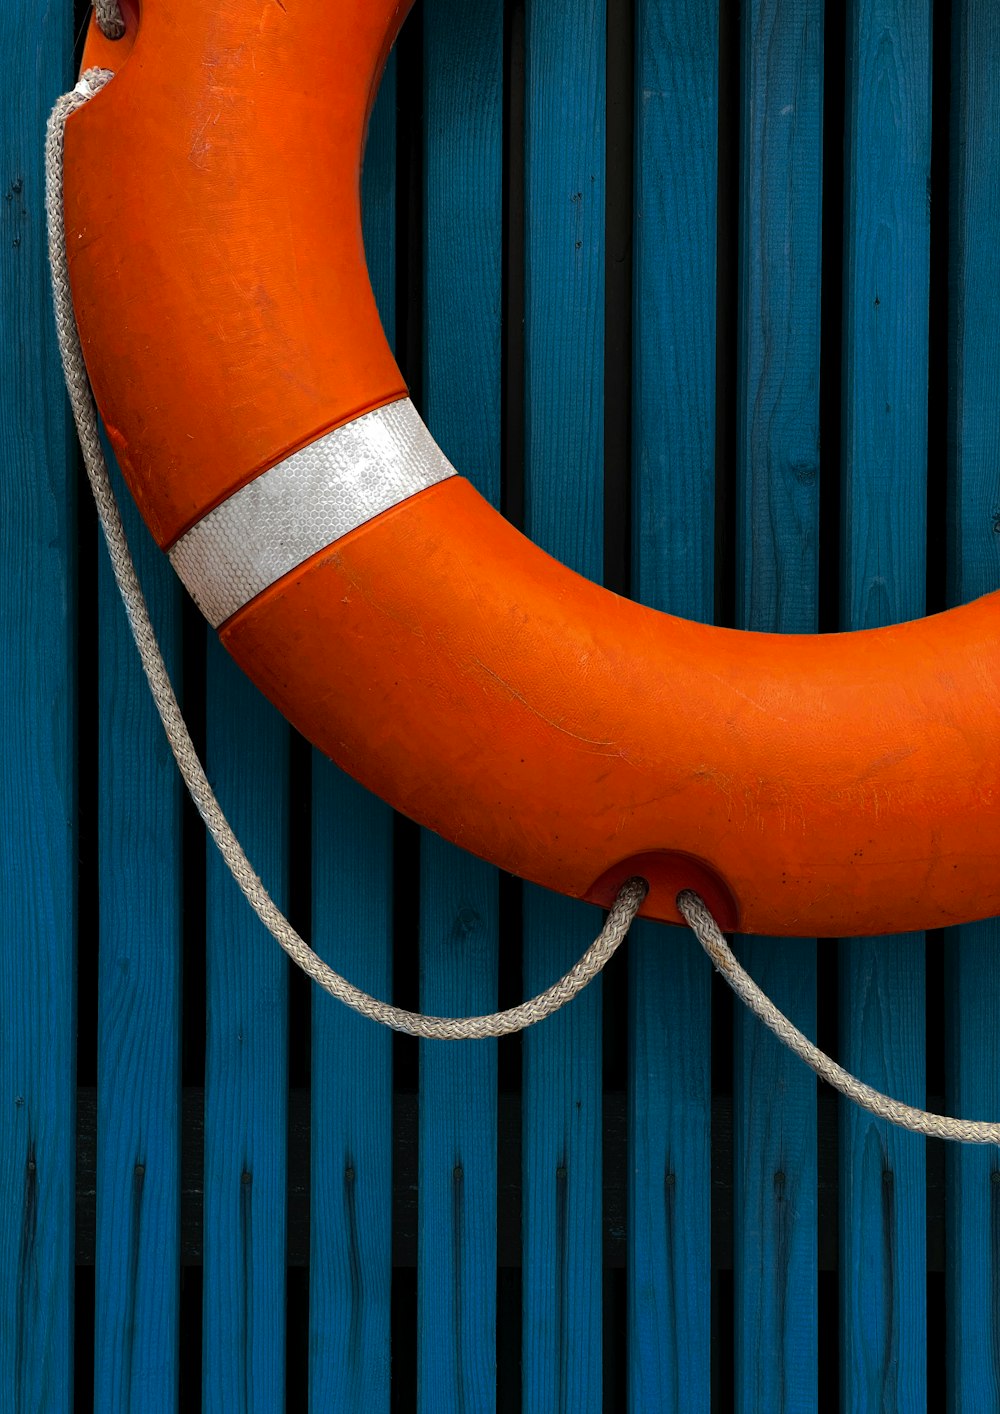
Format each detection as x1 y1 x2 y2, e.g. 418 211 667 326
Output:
95 0 125 41
679 891 1000 1145
45 68 1000 1138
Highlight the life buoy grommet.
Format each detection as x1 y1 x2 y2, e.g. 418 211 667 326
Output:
63 0 1000 937
587 854 741 935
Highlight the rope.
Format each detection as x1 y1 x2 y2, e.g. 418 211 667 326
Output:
94 0 124 40
46 66 1000 1136
679 891 1000 1144
45 66 646 1039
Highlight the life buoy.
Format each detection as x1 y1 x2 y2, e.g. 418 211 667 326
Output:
63 0 999 938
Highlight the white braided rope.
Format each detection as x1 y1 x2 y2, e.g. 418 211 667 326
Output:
46 72 1000 1134
45 68 645 1039
678 891 1000 1144
94 0 124 40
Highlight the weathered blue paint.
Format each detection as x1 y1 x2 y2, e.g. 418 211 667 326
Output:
419 2 503 1408
522 1 606 1406
418 846 499 1409
945 4 1000 1408
0 9 76 1410
5 3 1000 1407
95 457 182 1414
839 1 932 1405
310 769 394 1412
628 0 718 1407
308 58 397 1413
202 639 289 1413
733 0 824 1407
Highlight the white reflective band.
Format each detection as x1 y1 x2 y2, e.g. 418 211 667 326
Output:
169 398 455 627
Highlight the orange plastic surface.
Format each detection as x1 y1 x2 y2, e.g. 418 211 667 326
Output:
65 0 411 546
221 478 1000 937
65 0 1000 936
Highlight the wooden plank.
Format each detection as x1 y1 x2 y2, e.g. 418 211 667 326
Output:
521 890 604 1412
418 2 503 1407
522 0 605 1405
309 772 394 1409
308 57 397 1411
628 1 718 1408
94 460 182 1413
838 942 925 1407
945 3 1000 1407
733 1 824 1407
202 640 289 1412
0 10 76 1410
839 2 932 1404
417 848 499 1406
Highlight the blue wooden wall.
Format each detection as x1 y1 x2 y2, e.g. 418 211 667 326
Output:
3 0 1000 1408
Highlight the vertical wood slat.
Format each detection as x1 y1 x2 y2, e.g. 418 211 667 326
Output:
418 2 503 1408
203 641 289 1411
95 465 182 1413
0 9 76 1409
628 1 718 1409
839 1 932 1405
733 1 824 1407
946 3 1000 1407
308 55 397 1413
521 1 606 1408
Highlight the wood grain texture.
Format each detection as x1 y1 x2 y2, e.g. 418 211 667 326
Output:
94 460 182 1413
203 639 289 1414
839 2 932 1406
418 843 499 1410
737 0 824 634
0 8 76 1408
522 0 606 1405
522 889 604 1414
945 4 1000 1408
628 1 718 1408
838 939 926 1411
419 2 503 1407
841 0 931 629
627 926 711 1412
633 0 719 625
309 770 394 1411
733 1 824 1407
308 62 397 1411
733 945 818 1411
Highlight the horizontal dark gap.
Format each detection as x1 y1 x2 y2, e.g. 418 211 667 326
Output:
74 1088 947 1270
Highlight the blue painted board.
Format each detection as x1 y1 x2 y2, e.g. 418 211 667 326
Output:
521 890 604 1414
418 844 499 1409
418 2 502 1407
310 769 394 1411
203 639 289 1413
945 3 1000 1407
0 12 76 1410
628 0 717 1407
733 0 824 1406
95 455 182 1414
308 55 397 1412
839 1 932 1404
838 941 925 1410
732 948 817 1410
522 1 605 1405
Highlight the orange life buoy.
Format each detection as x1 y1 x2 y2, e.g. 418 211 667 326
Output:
64 0 999 937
